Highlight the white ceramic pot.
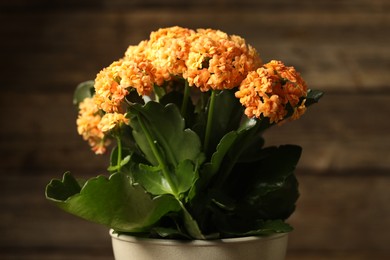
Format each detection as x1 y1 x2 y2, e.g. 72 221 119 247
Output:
110 229 288 260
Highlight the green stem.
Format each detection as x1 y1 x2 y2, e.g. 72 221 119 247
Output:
203 90 217 154
116 135 122 171
181 80 190 117
137 114 178 196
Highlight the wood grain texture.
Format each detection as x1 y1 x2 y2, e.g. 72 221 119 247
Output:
1 2 389 92
0 0 389 259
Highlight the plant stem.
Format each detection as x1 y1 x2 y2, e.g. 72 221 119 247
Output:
181 80 190 117
137 114 178 196
116 135 122 171
203 90 217 154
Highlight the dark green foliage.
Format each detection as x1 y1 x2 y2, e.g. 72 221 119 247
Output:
46 81 323 239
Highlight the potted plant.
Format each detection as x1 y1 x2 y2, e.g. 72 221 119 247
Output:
45 26 323 260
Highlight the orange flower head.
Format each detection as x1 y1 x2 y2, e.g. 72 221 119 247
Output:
235 60 308 123
145 26 195 84
98 112 130 133
95 42 156 113
184 28 262 92
76 97 110 154
93 60 129 113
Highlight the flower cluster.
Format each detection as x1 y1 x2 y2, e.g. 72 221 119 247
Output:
76 26 308 154
76 97 107 154
184 28 262 91
235 60 308 123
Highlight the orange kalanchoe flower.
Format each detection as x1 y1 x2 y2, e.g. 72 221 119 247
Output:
98 112 130 133
184 29 261 92
145 26 195 83
123 41 157 91
235 60 308 123
76 97 109 154
118 58 155 96
95 43 155 113
94 60 129 113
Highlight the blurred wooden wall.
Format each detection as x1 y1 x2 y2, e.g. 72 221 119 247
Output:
1 0 389 259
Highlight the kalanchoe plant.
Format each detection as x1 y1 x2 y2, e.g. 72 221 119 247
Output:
45 26 323 240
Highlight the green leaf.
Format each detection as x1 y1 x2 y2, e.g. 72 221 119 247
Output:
199 117 263 191
129 102 203 167
45 172 81 201
199 145 300 236
153 84 166 101
159 90 184 108
254 219 293 235
237 117 258 132
180 203 206 239
228 145 301 219
223 220 293 237
252 174 299 220
45 172 181 232
189 120 263 230
159 90 196 128
135 164 174 195
151 227 191 239
128 101 203 197
306 89 324 106
236 134 265 163
174 160 198 195
200 131 238 189
73 80 94 106
208 196 294 237
134 160 197 196
209 118 264 187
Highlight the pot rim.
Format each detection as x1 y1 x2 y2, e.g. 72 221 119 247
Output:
109 229 288 247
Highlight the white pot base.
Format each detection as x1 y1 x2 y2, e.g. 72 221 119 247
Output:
110 229 288 260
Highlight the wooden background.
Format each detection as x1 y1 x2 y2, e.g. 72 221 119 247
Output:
1 0 389 259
